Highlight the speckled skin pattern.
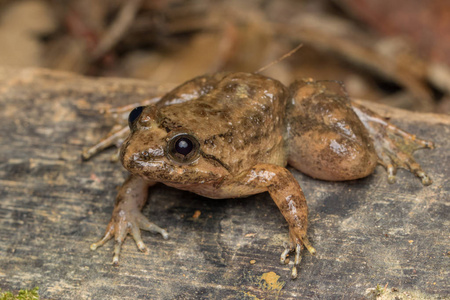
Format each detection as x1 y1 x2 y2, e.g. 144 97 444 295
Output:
91 72 433 279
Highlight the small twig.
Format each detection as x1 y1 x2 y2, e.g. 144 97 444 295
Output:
255 44 303 73
91 0 143 60
104 97 161 114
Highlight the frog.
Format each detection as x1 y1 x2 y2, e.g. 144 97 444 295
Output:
88 72 433 279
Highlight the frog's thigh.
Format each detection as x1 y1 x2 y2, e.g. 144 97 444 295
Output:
288 127 377 181
287 81 378 181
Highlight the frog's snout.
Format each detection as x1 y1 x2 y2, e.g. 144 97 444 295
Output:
120 140 165 171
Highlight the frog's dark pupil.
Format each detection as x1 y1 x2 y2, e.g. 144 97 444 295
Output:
175 137 193 156
128 106 144 127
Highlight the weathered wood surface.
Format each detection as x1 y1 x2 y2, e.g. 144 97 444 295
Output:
0 68 448 299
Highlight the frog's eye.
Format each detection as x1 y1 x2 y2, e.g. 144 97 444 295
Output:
167 134 200 164
128 106 144 128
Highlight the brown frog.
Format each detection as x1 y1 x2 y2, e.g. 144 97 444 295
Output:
89 72 433 279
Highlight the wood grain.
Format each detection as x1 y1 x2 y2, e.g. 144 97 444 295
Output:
0 68 448 299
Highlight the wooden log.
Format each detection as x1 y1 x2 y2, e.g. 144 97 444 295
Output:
0 68 448 299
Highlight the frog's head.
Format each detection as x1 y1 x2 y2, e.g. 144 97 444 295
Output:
120 105 230 185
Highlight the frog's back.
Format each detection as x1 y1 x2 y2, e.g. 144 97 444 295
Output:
158 72 289 174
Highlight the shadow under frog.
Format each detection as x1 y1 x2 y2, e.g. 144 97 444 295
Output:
88 72 433 279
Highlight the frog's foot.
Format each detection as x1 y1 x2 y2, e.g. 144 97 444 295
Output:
82 96 161 161
352 104 434 186
90 210 168 265
280 227 316 279
82 125 130 161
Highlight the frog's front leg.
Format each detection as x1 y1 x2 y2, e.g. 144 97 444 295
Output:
241 164 316 279
90 175 168 264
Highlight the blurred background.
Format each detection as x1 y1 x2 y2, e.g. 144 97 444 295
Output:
1 0 449 113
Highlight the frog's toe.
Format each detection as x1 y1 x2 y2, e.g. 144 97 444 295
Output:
280 242 303 279
280 229 316 279
386 163 397 184
90 221 115 251
406 158 433 186
415 137 435 149
380 146 433 186
291 243 302 279
130 224 148 253
137 214 169 240
280 242 291 265
112 219 130 265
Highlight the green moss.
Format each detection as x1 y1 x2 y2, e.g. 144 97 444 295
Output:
374 284 385 296
366 284 385 299
0 287 39 300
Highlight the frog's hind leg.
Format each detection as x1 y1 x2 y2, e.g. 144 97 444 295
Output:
351 102 434 185
82 96 162 161
82 125 129 161
287 79 378 182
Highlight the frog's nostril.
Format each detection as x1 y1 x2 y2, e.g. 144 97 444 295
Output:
141 150 149 158
133 148 165 163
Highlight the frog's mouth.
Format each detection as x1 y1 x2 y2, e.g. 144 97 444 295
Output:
122 155 163 174
122 148 231 182
199 150 231 172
